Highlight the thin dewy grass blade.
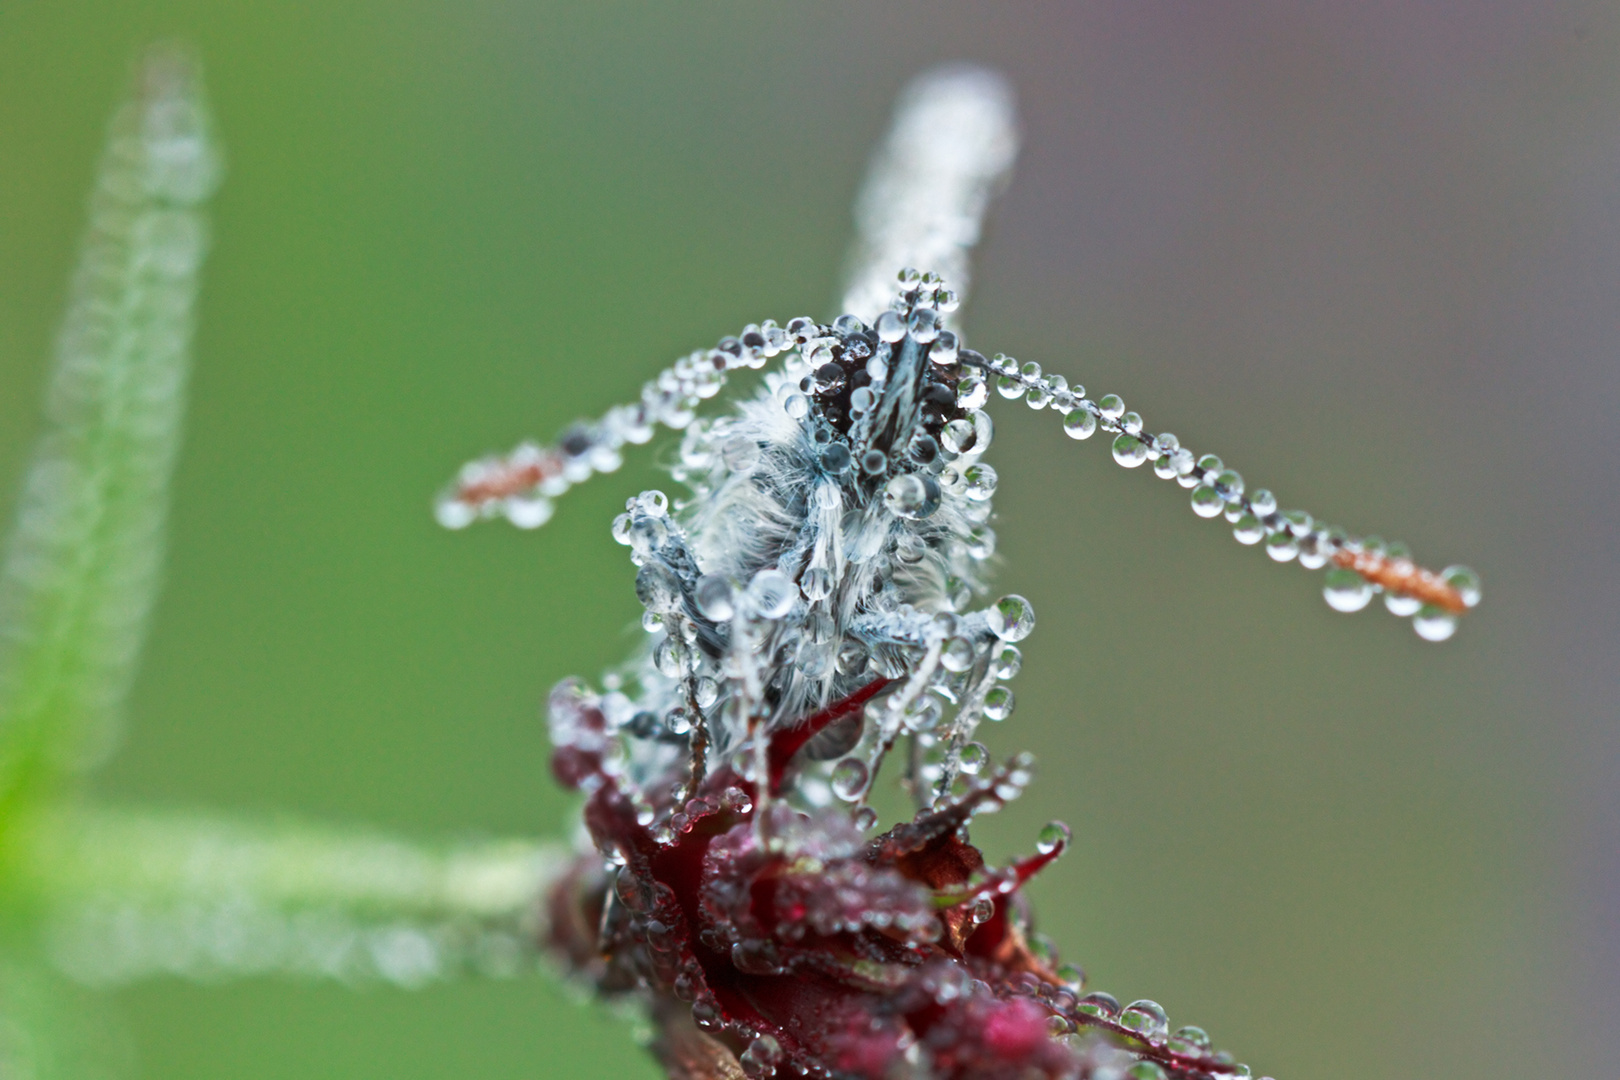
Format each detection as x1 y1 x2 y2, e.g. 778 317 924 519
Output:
839 65 1018 324
0 47 221 814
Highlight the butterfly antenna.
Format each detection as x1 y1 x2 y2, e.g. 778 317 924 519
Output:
966 352 1481 639
436 324 802 529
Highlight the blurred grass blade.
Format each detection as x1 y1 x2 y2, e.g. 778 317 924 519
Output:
0 46 222 812
0 955 132 1080
10 806 566 988
839 65 1018 323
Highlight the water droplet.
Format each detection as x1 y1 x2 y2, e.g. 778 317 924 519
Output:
941 636 976 672
909 433 940 467
930 330 959 365
831 757 868 801
636 490 669 516
695 575 735 621
1322 567 1373 612
435 497 475 530
628 514 670 558
1384 591 1422 617
503 496 554 529
1098 394 1125 420
1231 514 1264 545
1112 433 1148 467
723 436 761 472
614 868 653 913
1127 1062 1168 1080
836 641 869 675
1076 991 1120 1019
783 393 809 420
740 1034 782 1077
963 463 998 501
987 594 1035 641
853 805 878 830
996 375 1024 399
983 686 1015 721
1168 1026 1211 1054
1152 445 1186 478
969 897 995 925
967 526 996 560
665 711 697 743
850 386 877 414
1037 821 1071 854
959 742 989 774
908 308 941 343
1265 531 1299 562
813 362 846 394
1064 408 1098 440
971 409 994 453
939 418 976 456
1296 532 1328 569
691 998 724 1032
1190 485 1225 518
1213 470 1245 503
866 353 889 381
1025 383 1052 410
747 569 796 620
884 473 942 520
654 638 685 677
1249 489 1277 516
875 310 906 342
820 442 852 474
994 644 1022 679
1119 999 1169 1040
694 677 719 708
636 563 684 614
898 532 930 565
1413 604 1458 642
957 375 989 410
1442 565 1482 608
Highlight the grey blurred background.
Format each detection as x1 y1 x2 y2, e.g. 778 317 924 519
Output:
1 3 1615 1078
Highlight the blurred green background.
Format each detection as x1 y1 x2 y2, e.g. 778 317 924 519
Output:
2 3 1615 1078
